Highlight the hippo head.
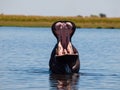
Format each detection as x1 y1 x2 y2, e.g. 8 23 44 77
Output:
52 21 76 54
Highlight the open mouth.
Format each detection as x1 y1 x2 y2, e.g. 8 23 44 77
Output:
52 21 77 56
56 41 75 56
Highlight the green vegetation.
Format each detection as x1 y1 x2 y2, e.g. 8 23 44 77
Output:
0 14 120 28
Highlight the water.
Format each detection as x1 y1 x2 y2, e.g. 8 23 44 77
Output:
0 27 120 90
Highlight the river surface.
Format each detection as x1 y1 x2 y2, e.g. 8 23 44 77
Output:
0 27 120 90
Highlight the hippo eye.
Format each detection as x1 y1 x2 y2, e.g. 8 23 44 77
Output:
66 22 73 29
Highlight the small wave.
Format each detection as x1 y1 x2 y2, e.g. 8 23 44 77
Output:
26 68 49 74
9 67 50 75
80 72 119 77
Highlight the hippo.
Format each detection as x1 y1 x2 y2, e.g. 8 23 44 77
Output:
49 21 80 74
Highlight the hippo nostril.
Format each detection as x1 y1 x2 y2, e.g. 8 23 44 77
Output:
66 22 73 29
55 22 63 30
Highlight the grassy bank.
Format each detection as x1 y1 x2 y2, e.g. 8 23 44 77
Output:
0 14 120 28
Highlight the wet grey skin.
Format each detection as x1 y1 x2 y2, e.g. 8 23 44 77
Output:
49 21 80 74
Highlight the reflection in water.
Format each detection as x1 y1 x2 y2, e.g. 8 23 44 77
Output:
49 73 80 90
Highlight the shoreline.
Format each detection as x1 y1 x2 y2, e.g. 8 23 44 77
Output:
0 14 120 29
